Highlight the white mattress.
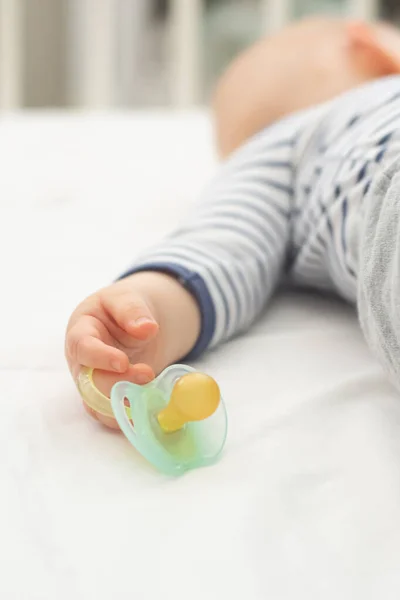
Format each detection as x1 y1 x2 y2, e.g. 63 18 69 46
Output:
1 112 400 600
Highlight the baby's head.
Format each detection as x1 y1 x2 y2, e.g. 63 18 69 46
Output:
348 19 400 77
214 17 400 156
270 17 400 117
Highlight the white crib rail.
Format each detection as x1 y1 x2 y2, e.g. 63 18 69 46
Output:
169 0 203 107
68 0 117 108
0 0 22 110
348 0 379 18
262 0 292 34
0 0 385 111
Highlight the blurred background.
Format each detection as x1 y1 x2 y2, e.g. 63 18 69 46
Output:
0 0 398 111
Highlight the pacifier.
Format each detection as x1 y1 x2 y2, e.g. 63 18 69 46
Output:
77 365 228 476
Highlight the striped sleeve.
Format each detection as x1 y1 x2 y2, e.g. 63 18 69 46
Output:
120 122 298 359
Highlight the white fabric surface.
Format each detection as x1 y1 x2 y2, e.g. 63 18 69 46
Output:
2 112 400 600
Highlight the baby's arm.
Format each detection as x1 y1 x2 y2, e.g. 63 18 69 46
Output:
119 119 297 357
66 117 298 424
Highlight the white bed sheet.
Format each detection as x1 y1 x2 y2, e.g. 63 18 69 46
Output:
1 112 400 600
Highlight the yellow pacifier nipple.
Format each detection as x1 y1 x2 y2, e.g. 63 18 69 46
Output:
157 372 220 433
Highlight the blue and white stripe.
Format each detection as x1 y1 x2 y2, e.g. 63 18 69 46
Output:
122 75 400 359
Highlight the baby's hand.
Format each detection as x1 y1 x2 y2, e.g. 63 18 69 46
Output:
65 271 201 428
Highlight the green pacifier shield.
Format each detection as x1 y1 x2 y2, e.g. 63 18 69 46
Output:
110 365 227 476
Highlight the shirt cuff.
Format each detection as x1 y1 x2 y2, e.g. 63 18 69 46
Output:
118 262 216 360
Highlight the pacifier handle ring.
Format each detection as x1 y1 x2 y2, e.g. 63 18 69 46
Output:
77 367 115 418
110 381 137 444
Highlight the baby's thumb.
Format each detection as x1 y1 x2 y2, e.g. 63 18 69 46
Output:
102 292 159 341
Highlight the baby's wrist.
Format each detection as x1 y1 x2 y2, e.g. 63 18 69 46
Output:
121 270 170 317
123 270 201 362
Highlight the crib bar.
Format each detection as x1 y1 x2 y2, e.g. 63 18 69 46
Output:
348 0 380 19
69 0 117 107
117 0 151 105
169 0 203 107
0 0 23 109
262 0 293 34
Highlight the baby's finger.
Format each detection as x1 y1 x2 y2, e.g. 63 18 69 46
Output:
131 363 156 384
96 414 120 429
92 363 155 398
76 336 129 373
83 401 98 420
67 318 129 375
82 399 119 430
102 293 159 341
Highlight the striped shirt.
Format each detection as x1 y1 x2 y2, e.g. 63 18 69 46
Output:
121 75 400 360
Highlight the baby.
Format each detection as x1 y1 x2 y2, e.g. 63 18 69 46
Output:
65 16 400 428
